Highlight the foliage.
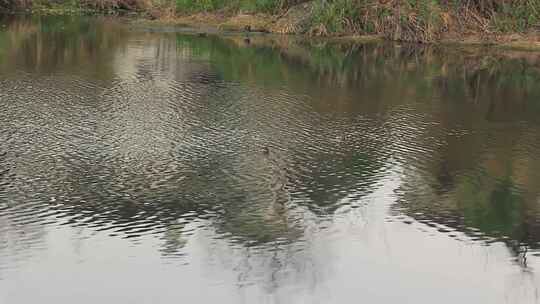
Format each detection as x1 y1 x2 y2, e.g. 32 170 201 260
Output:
2 0 540 41
489 0 540 31
311 0 358 34
311 0 445 41
308 0 540 40
174 0 284 13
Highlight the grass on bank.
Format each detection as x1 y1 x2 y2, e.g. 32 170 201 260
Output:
1 0 540 42
175 0 284 14
310 0 540 41
171 0 540 38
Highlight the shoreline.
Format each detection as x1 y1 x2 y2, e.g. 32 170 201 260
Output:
4 9 540 52
131 13 540 52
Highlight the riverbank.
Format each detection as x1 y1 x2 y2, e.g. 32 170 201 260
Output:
3 0 540 50
133 11 540 52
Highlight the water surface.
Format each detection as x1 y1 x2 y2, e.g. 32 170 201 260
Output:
1 15 540 304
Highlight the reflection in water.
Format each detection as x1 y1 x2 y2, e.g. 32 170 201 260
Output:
1 15 540 304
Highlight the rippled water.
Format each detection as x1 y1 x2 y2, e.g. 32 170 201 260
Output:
1 15 540 304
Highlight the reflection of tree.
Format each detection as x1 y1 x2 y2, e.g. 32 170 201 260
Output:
3 19 540 273
0 15 127 78
0 149 48 275
285 41 540 260
391 54 540 258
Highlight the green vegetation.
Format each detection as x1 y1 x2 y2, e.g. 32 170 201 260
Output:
0 0 287 14
1 0 540 42
309 0 540 41
174 0 283 13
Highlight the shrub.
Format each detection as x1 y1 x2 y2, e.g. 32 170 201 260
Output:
311 0 358 34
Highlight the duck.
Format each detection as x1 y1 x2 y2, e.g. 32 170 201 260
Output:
243 25 251 44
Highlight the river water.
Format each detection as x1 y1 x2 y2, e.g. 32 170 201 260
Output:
1 15 540 304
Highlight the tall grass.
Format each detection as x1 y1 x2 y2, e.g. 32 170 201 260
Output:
2 0 540 42
1 0 25 10
175 0 284 14
310 0 540 41
311 0 358 34
488 0 540 31
1 0 168 12
311 0 444 41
